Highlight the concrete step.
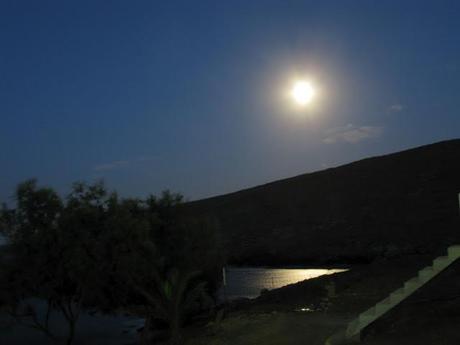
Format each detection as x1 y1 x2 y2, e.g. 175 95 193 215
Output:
346 319 360 337
325 245 460 345
418 266 435 282
375 297 392 314
358 308 376 326
404 277 421 292
390 288 405 303
448 245 460 259
433 256 452 270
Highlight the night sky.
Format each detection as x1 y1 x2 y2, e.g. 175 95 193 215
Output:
1 0 460 202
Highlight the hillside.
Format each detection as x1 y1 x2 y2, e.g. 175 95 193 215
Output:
183 139 460 265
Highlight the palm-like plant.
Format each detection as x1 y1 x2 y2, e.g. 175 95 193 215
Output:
131 268 210 345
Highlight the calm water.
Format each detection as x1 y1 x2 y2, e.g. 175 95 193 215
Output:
220 267 347 300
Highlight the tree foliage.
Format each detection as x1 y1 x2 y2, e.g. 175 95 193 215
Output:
0 180 224 345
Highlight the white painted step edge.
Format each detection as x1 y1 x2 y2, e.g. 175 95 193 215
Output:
326 246 460 345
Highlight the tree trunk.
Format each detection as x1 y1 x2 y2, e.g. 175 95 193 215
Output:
66 319 76 345
140 316 152 345
169 318 182 345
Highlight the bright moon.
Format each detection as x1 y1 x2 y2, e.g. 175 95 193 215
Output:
291 81 314 105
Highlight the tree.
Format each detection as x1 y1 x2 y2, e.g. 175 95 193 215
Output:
0 180 225 345
0 179 67 341
0 180 111 344
102 192 223 344
132 268 209 345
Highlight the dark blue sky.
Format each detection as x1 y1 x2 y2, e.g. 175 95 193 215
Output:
1 0 460 202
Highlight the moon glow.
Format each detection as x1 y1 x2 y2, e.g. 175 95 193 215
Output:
291 81 314 105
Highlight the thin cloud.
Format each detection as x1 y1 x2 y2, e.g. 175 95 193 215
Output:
388 104 404 112
93 160 129 172
93 156 155 172
323 124 383 144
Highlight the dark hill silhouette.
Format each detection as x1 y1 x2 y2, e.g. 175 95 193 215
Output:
183 139 460 265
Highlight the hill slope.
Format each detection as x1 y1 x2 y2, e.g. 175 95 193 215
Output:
184 139 460 265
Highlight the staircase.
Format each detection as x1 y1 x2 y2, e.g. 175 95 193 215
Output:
325 244 460 345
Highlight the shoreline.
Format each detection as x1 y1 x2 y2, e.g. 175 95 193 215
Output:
186 254 460 344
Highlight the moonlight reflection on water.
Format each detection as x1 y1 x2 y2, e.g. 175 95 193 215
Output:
221 267 347 300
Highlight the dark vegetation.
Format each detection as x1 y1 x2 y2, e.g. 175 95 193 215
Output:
0 180 224 345
183 139 460 266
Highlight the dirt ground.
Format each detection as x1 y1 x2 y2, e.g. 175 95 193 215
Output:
187 312 348 345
